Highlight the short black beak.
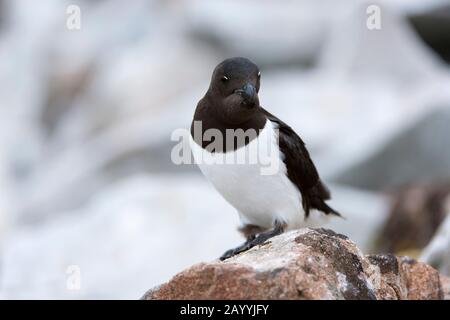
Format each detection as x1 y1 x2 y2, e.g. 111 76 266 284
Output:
234 83 257 105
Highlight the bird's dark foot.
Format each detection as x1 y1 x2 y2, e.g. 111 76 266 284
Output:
219 221 285 261
219 247 245 261
219 239 255 261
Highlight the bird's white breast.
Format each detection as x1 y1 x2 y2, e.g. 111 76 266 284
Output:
190 120 321 230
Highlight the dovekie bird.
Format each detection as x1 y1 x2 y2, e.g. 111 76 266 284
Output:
189 57 341 260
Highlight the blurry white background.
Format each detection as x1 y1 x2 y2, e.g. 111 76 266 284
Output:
0 0 450 299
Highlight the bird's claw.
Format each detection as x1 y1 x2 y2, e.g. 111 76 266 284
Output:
219 249 237 261
219 242 252 261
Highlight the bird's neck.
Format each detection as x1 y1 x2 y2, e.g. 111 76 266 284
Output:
191 96 267 152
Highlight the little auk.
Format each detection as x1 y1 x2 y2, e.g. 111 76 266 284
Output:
189 57 341 260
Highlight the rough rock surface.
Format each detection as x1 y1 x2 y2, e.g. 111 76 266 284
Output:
144 228 450 300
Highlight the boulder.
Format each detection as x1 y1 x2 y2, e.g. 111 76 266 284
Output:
334 107 450 191
409 4 450 64
181 0 334 67
144 228 449 300
374 183 450 254
0 175 242 299
421 213 450 277
319 3 444 83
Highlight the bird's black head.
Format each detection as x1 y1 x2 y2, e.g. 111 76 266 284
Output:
206 57 261 124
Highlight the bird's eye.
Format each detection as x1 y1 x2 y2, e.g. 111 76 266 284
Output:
221 75 229 82
257 71 261 79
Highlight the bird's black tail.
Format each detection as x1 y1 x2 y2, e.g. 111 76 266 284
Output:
308 197 343 219
303 181 344 219
320 202 343 218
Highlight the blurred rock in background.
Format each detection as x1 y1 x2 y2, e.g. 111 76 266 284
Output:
334 108 450 190
421 213 450 277
374 183 450 256
0 0 450 298
1 175 242 299
182 0 341 67
409 4 450 64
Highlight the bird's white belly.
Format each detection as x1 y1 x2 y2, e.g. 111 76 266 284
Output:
189 120 308 230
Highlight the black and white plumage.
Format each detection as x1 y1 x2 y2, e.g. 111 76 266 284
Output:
190 57 341 260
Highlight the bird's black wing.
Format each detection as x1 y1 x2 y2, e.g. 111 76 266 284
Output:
261 108 340 218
